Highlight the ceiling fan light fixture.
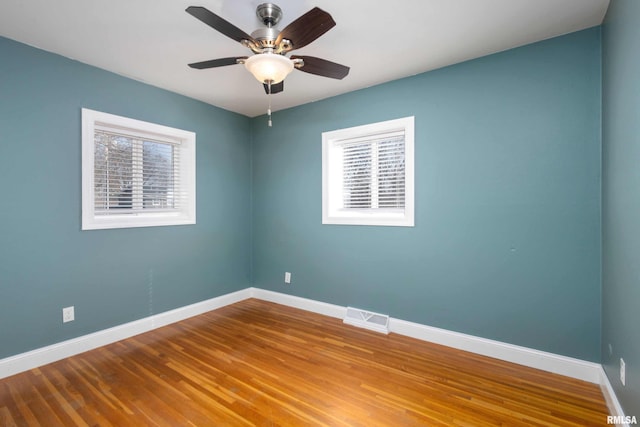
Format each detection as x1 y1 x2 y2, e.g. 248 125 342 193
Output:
244 53 294 84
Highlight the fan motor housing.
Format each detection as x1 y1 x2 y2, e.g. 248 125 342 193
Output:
251 27 280 46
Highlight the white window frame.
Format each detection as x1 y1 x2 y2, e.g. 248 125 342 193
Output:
322 116 414 227
81 108 196 230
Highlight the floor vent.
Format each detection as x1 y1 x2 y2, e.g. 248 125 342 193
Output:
343 307 390 334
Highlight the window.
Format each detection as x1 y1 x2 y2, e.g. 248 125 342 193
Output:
322 116 414 226
82 108 196 230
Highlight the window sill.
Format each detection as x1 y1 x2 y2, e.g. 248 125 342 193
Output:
82 212 196 230
322 211 414 227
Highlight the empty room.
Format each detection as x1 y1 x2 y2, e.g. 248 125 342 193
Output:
0 0 638 425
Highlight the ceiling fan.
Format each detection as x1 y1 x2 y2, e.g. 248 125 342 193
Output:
185 3 350 97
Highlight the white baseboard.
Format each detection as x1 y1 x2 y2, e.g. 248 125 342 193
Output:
390 317 602 383
249 288 347 319
0 288 251 380
0 287 621 417
249 288 602 384
599 366 631 425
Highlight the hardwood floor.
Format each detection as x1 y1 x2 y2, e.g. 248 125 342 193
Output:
1 299 608 426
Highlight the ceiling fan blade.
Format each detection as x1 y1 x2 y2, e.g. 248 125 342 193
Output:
188 57 247 69
276 7 336 51
263 81 284 95
291 56 350 80
186 6 256 44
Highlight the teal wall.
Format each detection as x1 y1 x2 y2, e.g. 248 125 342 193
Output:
1 27 605 365
602 0 640 416
252 28 602 361
0 36 253 359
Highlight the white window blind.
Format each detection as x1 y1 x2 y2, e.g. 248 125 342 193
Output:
94 130 182 215
341 131 405 210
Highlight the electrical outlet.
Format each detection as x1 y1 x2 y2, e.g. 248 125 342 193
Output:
620 358 626 386
62 306 75 323
608 343 613 357
284 272 291 284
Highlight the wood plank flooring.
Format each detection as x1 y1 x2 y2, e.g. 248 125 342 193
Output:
0 299 609 426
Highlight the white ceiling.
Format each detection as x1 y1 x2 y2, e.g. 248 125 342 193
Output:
0 0 609 117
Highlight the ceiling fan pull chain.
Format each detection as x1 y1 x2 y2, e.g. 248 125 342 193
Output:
267 81 273 127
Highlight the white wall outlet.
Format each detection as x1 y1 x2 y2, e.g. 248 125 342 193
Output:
284 272 291 284
620 358 626 386
62 306 75 323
